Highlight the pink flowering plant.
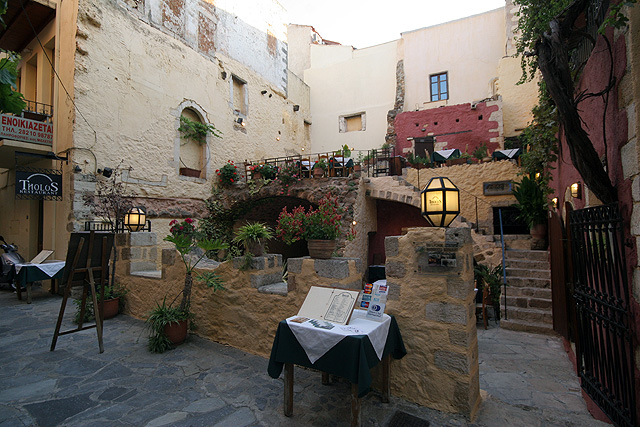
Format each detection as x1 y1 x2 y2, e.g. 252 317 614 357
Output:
275 163 302 188
250 163 277 180
276 195 346 243
216 161 240 187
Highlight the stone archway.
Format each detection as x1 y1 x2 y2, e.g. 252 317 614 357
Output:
207 176 359 259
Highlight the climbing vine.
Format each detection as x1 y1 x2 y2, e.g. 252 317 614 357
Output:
512 0 637 204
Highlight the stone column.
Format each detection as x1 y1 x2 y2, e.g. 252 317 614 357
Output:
384 227 480 419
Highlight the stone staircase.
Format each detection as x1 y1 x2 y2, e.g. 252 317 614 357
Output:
363 175 421 208
500 249 555 335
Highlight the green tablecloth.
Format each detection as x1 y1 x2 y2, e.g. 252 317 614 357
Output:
267 315 406 397
9 262 65 288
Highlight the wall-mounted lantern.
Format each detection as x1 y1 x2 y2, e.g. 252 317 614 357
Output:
420 177 460 227
551 197 559 209
570 182 582 199
124 206 147 232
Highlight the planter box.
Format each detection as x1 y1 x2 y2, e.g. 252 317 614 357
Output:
180 167 201 178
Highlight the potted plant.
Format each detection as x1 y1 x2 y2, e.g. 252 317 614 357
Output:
336 144 352 158
275 162 302 187
406 153 431 169
178 115 222 145
474 263 504 320
73 282 128 323
149 218 228 352
250 163 277 181
276 195 349 259
312 159 328 178
472 143 489 162
232 222 274 257
512 176 548 249
216 160 241 187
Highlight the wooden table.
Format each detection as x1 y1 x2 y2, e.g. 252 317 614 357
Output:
9 261 65 303
267 316 406 426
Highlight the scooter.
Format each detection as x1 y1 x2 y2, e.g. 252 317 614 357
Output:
0 235 26 290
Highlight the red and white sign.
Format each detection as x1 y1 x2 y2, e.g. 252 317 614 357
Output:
0 114 53 145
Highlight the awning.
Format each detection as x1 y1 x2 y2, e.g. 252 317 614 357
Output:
432 149 461 162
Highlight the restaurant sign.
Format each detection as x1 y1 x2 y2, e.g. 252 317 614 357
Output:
0 114 53 145
483 180 513 196
15 167 63 201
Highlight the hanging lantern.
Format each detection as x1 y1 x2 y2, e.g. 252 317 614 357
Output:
124 206 147 232
420 177 460 227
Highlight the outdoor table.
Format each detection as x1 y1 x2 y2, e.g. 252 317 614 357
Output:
492 148 522 160
432 148 461 163
9 261 65 303
267 310 406 426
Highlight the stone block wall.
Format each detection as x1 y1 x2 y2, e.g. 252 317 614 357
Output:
384 227 480 418
286 257 365 292
116 232 159 273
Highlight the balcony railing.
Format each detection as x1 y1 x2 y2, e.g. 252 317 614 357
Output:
21 99 53 123
569 0 610 71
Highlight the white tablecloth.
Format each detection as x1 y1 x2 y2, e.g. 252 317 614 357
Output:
14 261 65 278
286 309 391 363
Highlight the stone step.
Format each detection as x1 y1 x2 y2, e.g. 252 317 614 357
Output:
503 306 553 324
130 261 158 273
502 295 552 310
130 270 162 279
505 249 549 262
506 267 550 280
505 258 550 270
500 319 557 335
503 286 552 299
257 282 288 296
507 276 551 289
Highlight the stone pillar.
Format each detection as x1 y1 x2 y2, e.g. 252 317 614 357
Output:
115 232 158 275
384 227 480 419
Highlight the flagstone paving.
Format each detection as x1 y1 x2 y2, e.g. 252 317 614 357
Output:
0 287 608 426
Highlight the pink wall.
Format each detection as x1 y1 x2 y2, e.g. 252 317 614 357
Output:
549 27 639 424
368 199 431 266
394 102 501 157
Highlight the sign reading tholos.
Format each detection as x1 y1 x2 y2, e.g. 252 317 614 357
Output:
0 114 53 145
15 168 63 201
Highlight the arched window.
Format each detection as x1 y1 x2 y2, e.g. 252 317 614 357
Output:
178 108 207 179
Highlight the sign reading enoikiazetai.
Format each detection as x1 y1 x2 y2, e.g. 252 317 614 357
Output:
15 168 63 200
0 114 53 145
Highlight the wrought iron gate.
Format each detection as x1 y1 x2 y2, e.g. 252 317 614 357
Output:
570 204 636 426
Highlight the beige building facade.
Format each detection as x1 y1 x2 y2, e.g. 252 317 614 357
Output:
0 0 311 260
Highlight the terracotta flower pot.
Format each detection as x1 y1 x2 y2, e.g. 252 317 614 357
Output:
313 168 325 178
164 320 188 345
252 172 263 180
101 297 120 320
247 239 265 256
307 239 336 259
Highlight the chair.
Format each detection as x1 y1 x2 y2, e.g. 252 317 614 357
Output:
476 285 491 330
374 148 391 177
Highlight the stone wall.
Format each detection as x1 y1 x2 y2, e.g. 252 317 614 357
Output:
384 227 480 418
117 228 479 418
406 160 520 234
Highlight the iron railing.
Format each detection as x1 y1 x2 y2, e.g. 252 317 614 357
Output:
84 220 151 233
570 203 636 427
569 0 610 71
21 100 54 123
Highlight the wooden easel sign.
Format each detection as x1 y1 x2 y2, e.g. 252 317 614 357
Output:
50 231 114 353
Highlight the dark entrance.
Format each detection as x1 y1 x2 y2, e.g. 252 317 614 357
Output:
414 137 434 159
492 206 528 235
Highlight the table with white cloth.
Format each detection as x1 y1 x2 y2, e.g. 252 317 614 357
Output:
9 261 65 303
267 309 406 426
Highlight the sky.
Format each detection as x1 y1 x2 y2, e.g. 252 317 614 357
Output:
279 0 507 49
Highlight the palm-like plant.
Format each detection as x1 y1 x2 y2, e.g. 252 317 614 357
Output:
512 176 548 228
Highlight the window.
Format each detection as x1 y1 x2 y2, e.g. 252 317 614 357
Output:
339 112 366 133
430 72 448 102
231 75 247 115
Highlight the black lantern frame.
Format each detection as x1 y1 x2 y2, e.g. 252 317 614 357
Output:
124 206 147 232
420 177 460 227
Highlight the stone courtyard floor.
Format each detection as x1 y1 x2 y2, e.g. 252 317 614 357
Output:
0 287 608 427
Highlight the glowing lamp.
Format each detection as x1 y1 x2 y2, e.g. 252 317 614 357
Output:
420 177 460 227
124 206 146 232
570 182 582 199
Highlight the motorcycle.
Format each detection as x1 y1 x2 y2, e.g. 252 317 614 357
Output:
0 235 26 290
